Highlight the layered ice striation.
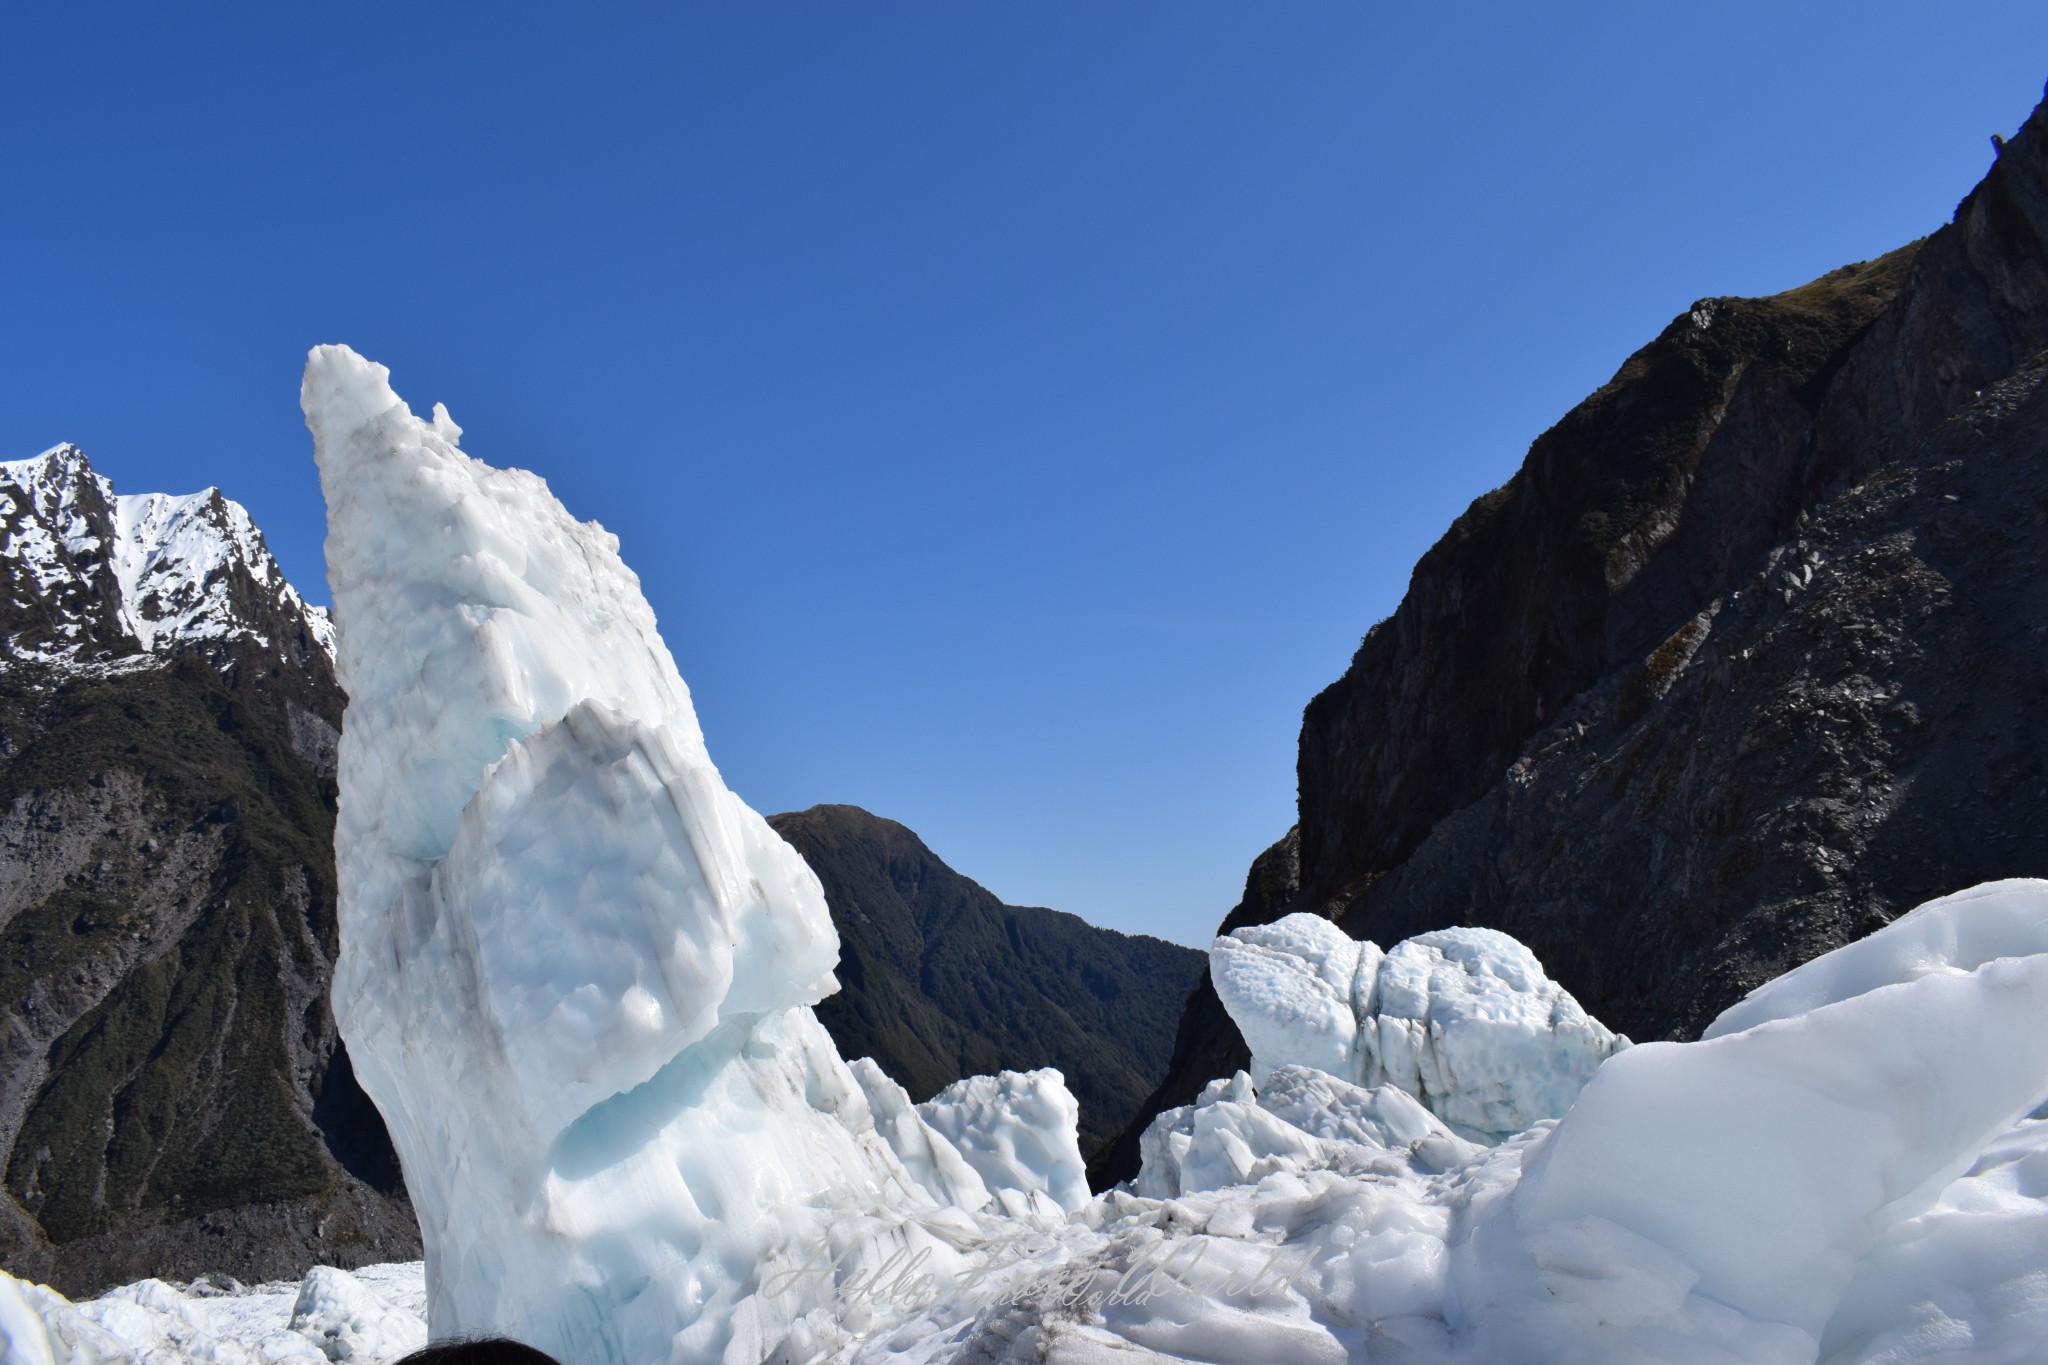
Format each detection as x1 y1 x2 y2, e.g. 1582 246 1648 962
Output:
305 346 1089 1365
1211 912 1628 1140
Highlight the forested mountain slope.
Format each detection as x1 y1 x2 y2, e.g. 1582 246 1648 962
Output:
770 804 1203 1161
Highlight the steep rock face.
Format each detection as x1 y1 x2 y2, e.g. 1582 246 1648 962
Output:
1349 344 2048 1039
0 448 416 1296
1101 86 2048 1183
1298 242 1927 917
767 804 1204 1161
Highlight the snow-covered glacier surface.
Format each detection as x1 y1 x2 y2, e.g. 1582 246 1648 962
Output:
17 887 2048 1365
10 350 2048 1365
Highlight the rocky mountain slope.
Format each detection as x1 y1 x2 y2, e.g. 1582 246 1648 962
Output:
769 804 1203 1161
0 447 418 1296
1098 85 2048 1186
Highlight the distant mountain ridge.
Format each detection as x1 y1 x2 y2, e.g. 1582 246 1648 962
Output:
1097 84 2048 1186
769 805 1202 1162
0 445 333 673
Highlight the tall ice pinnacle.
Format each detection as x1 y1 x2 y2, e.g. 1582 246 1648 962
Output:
303 346 1003 1365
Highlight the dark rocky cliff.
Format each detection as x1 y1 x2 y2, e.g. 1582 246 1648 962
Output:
1099 86 2048 1187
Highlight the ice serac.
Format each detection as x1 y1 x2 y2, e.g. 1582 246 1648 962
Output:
915 1070 1090 1216
305 346 972 1365
302 343 2048 1365
1211 912 1627 1140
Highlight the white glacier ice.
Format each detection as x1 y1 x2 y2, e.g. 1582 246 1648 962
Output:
0 1273 57 1365
1704 877 2048 1038
0 1263 427 1365
1136 1066 1480 1200
1475 945 2048 1362
1818 1112 2048 1363
914 1071 1091 1216
28 1047 2048 1365
288 1267 429 1364
847 1060 993 1213
304 345 995 1365
295 343 2048 1364
1210 912 1628 1140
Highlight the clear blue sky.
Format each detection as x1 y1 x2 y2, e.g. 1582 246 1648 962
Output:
4 6 2044 946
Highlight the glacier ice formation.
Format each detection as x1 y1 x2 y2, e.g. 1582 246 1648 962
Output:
0 1261 429 1365
13 348 2032 1365
1210 912 1629 1141
303 345 1082 1365
915 1070 1091 1217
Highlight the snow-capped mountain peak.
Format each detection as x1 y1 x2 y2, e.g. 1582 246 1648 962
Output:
0 443 333 674
111 485 334 655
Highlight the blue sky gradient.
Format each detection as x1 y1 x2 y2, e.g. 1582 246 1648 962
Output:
5 5 2045 944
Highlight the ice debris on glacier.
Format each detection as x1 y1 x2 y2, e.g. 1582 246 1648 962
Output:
0 1262 427 1365
1211 912 1628 1141
861 881 2048 1365
1136 1066 1481 1200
